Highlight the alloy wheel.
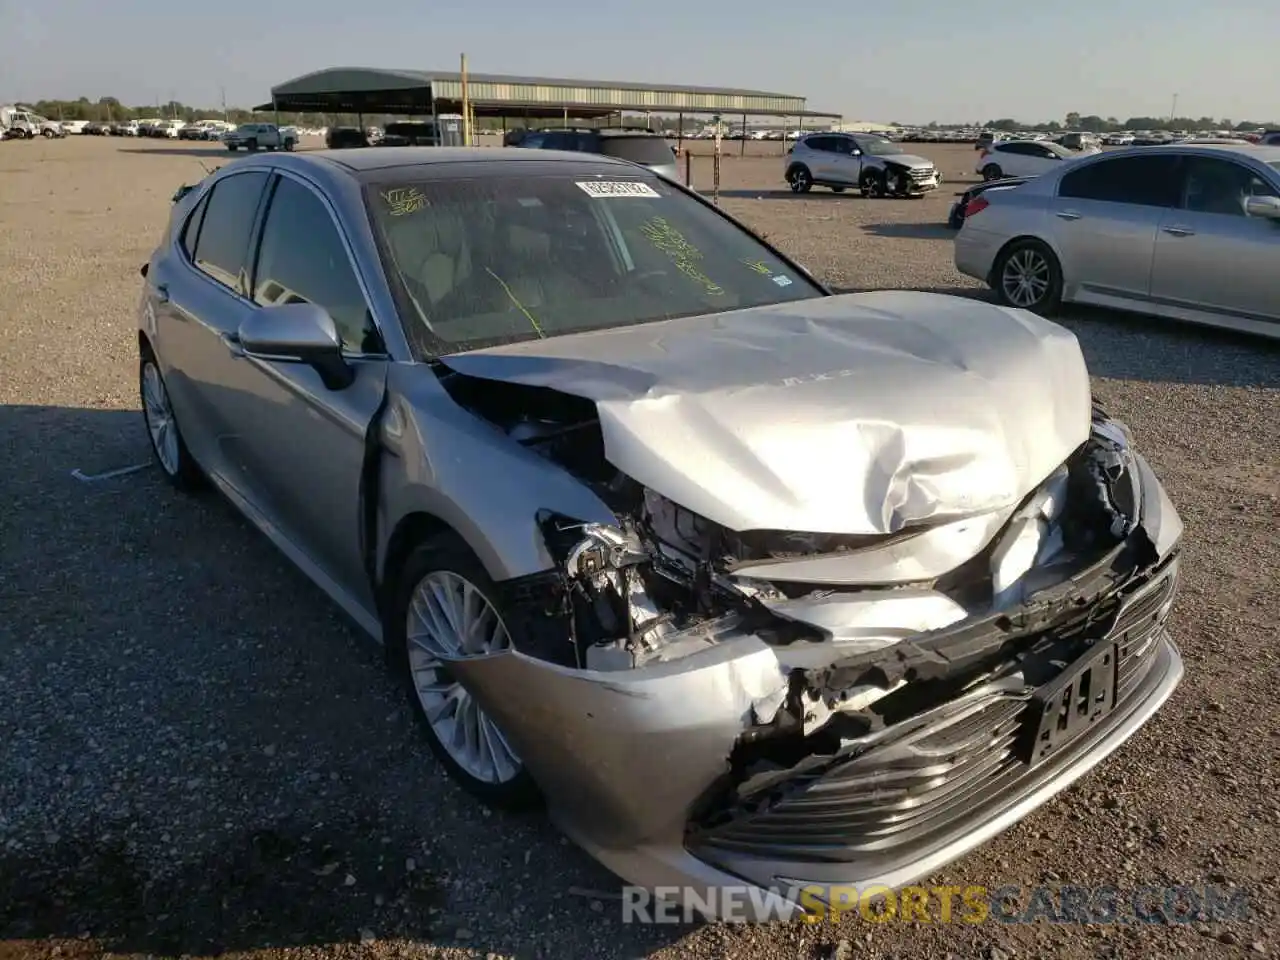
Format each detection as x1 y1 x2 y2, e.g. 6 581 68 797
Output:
141 361 181 476
1001 248 1051 308
405 571 521 785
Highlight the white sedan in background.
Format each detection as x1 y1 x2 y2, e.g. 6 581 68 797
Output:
976 140 1099 180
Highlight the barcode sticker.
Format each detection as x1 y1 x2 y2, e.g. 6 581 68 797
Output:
576 181 661 199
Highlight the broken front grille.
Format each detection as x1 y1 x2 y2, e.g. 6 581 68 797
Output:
690 556 1179 864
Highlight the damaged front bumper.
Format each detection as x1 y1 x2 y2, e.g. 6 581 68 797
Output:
442 432 1184 921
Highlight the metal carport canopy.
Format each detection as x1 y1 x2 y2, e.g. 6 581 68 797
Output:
261 67 840 119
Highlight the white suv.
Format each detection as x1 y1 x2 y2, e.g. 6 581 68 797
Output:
784 133 939 197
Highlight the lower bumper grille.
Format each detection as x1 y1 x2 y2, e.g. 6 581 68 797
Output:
692 556 1179 864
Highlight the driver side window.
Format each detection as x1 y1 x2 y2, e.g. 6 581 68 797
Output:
250 175 383 354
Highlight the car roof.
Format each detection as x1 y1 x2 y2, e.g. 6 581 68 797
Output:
268 147 640 177
1167 143 1280 161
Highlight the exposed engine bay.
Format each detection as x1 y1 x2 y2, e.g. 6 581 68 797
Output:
437 369 1151 694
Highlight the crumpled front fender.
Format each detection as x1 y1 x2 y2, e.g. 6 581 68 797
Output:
444 636 786 849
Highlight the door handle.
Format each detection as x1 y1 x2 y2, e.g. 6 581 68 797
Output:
1055 210 1082 221
1162 225 1195 237
155 283 170 303
221 332 245 357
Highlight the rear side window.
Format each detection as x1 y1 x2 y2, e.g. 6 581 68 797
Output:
191 171 269 292
601 136 675 166
1059 155 1181 207
803 136 832 152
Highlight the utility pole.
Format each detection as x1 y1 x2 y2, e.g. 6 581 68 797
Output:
460 53 471 146
1170 93 1178 122
221 86 227 122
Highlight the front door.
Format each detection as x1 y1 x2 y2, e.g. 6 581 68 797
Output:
1149 155 1280 322
227 171 390 611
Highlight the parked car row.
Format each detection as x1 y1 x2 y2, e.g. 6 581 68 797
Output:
954 142 1280 339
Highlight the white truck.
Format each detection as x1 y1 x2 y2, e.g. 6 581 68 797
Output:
222 122 298 152
2 104 65 139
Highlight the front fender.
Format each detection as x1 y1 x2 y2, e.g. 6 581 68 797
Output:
376 364 619 584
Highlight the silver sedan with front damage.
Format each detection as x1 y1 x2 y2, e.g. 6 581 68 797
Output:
137 147 1185 920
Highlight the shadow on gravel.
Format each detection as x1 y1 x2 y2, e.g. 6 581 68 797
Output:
831 288 1280 389
711 189 849 199
0 818 448 954
0 404 690 959
117 147 238 158
859 222 957 240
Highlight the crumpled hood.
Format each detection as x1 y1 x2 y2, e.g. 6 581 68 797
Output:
441 291 1092 535
882 152 935 170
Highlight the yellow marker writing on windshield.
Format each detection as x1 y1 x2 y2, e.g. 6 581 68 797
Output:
638 217 724 296
382 187 428 216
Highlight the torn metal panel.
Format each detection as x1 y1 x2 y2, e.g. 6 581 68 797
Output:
441 290 1092 537
730 508 1014 585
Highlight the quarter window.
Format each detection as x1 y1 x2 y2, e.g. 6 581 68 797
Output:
191 171 269 293
180 192 210 260
252 176 381 353
1058 155 1181 207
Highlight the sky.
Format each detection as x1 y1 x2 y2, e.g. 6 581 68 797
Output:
2 0 1278 124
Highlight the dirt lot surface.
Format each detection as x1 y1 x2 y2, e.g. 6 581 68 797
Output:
2 135 1278 960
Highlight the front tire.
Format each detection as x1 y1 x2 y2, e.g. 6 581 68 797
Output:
139 353 203 490
982 164 1003 181
993 239 1063 315
42 129 56 139
386 533 541 811
860 170 885 198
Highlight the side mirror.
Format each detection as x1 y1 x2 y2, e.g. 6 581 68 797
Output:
237 303 354 390
850 147 862 157
1244 195 1280 220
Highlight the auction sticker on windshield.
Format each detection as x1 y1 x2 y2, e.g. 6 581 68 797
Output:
576 181 661 199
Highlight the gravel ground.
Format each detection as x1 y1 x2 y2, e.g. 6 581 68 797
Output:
1 135 1278 960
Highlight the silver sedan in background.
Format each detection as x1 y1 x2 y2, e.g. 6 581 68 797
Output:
138 147 1184 919
955 143 1280 339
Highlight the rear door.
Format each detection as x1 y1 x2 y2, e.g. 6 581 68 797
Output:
223 171 389 610
1149 155 1280 322
149 169 271 489
1048 153 1182 301
801 137 838 181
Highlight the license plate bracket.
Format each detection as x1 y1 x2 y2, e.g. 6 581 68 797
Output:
1018 642 1118 768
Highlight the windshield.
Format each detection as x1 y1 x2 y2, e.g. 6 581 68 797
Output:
1044 142 1075 158
856 138 904 156
366 173 824 355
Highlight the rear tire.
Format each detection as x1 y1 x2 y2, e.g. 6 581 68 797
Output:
830 185 846 194
992 239 1063 316
139 350 204 491
787 165 813 193
982 164 1003 181
386 533 542 812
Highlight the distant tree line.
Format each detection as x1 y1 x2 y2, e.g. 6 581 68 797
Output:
973 113 1274 133
20 95 509 129
22 97 1277 134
